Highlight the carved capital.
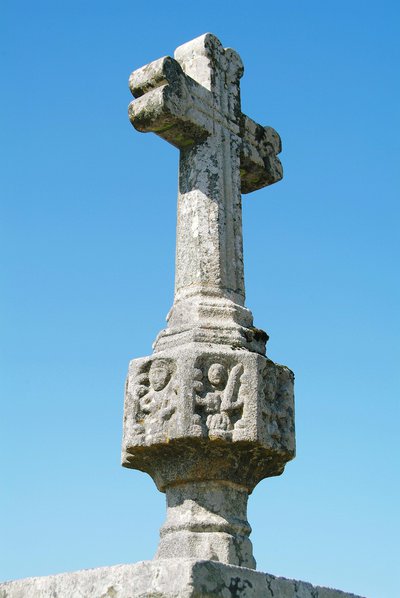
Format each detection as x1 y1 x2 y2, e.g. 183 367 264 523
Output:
122 344 295 492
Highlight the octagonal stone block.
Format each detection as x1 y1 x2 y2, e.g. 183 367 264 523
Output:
122 344 295 492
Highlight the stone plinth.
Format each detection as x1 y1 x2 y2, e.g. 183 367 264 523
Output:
0 560 366 598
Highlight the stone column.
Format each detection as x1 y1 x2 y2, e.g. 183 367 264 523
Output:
156 481 255 568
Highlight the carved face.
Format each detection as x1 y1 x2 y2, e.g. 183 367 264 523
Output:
149 361 170 391
207 363 227 389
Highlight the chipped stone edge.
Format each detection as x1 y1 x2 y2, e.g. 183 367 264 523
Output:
0 559 366 598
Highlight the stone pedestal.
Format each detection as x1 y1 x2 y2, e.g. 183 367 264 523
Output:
0 560 366 598
156 481 255 568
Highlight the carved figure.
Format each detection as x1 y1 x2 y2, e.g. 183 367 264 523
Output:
260 361 294 448
274 366 295 450
130 359 177 441
195 362 244 439
260 361 279 440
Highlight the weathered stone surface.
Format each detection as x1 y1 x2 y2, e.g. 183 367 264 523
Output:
122 344 295 490
125 32 292 569
0 560 366 598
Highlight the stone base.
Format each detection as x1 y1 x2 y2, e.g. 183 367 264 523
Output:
0 559 365 598
155 481 256 568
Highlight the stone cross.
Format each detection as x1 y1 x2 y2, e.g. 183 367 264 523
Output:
123 34 295 570
128 33 282 354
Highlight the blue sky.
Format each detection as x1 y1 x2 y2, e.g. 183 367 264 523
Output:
1 2 399 597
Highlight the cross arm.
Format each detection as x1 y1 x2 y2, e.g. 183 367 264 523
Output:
240 114 283 194
128 56 212 149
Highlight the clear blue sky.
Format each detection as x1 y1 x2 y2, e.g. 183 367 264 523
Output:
1 2 399 597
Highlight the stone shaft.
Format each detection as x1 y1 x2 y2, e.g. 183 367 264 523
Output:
156 481 255 569
176 135 244 306
174 36 245 307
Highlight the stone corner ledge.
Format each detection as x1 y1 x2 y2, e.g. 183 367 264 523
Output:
0 559 366 598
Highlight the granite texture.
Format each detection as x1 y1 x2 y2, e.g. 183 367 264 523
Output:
0 560 366 598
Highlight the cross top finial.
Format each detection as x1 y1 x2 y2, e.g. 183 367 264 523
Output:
174 33 244 95
129 33 282 191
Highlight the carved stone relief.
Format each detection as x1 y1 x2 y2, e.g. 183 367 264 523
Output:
260 359 294 450
127 358 178 442
192 358 245 440
275 365 295 452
